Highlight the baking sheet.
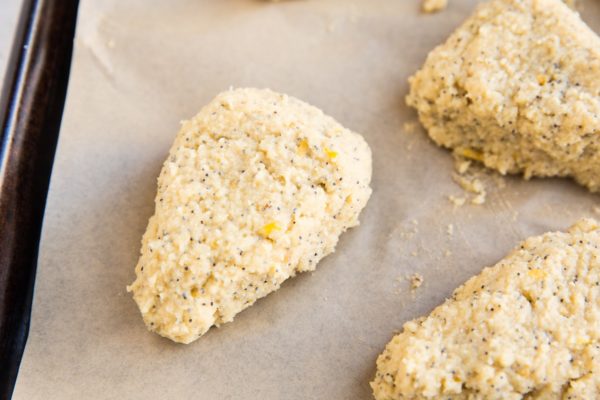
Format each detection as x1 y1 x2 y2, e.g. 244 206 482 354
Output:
13 1 600 398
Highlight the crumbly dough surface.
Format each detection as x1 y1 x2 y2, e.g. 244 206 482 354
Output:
372 219 600 399
128 88 372 343
407 0 600 191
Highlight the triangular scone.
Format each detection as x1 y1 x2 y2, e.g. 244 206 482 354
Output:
128 88 372 344
372 219 600 399
407 0 600 191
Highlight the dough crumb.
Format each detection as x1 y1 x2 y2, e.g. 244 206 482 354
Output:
409 273 424 289
455 158 471 174
422 0 447 13
446 224 454 235
471 192 486 205
450 150 514 205
448 195 466 207
452 172 487 205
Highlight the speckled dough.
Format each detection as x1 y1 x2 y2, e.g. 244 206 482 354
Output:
407 0 600 191
127 88 372 344
371 219 600 399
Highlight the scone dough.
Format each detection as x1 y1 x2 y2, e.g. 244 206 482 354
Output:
372 219 600 399
127 88 372 344
407 0 600 191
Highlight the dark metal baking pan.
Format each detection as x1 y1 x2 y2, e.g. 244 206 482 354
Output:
0 0 79 397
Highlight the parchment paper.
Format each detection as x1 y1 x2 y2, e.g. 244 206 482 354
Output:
13 1 600 399
0 0 22 86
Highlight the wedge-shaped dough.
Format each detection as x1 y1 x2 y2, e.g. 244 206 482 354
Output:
407 0 600 191
127 88 372 343
372 219 600 399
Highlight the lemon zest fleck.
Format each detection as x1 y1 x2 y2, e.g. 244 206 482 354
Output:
457 147 484 162
537 74 548 86
297 139 309 155
324 147 338 159
528 269 547 280
259 222 281 238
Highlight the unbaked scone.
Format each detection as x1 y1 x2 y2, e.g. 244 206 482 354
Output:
371 219 600 399
127 88 372 344
407 0 600 191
